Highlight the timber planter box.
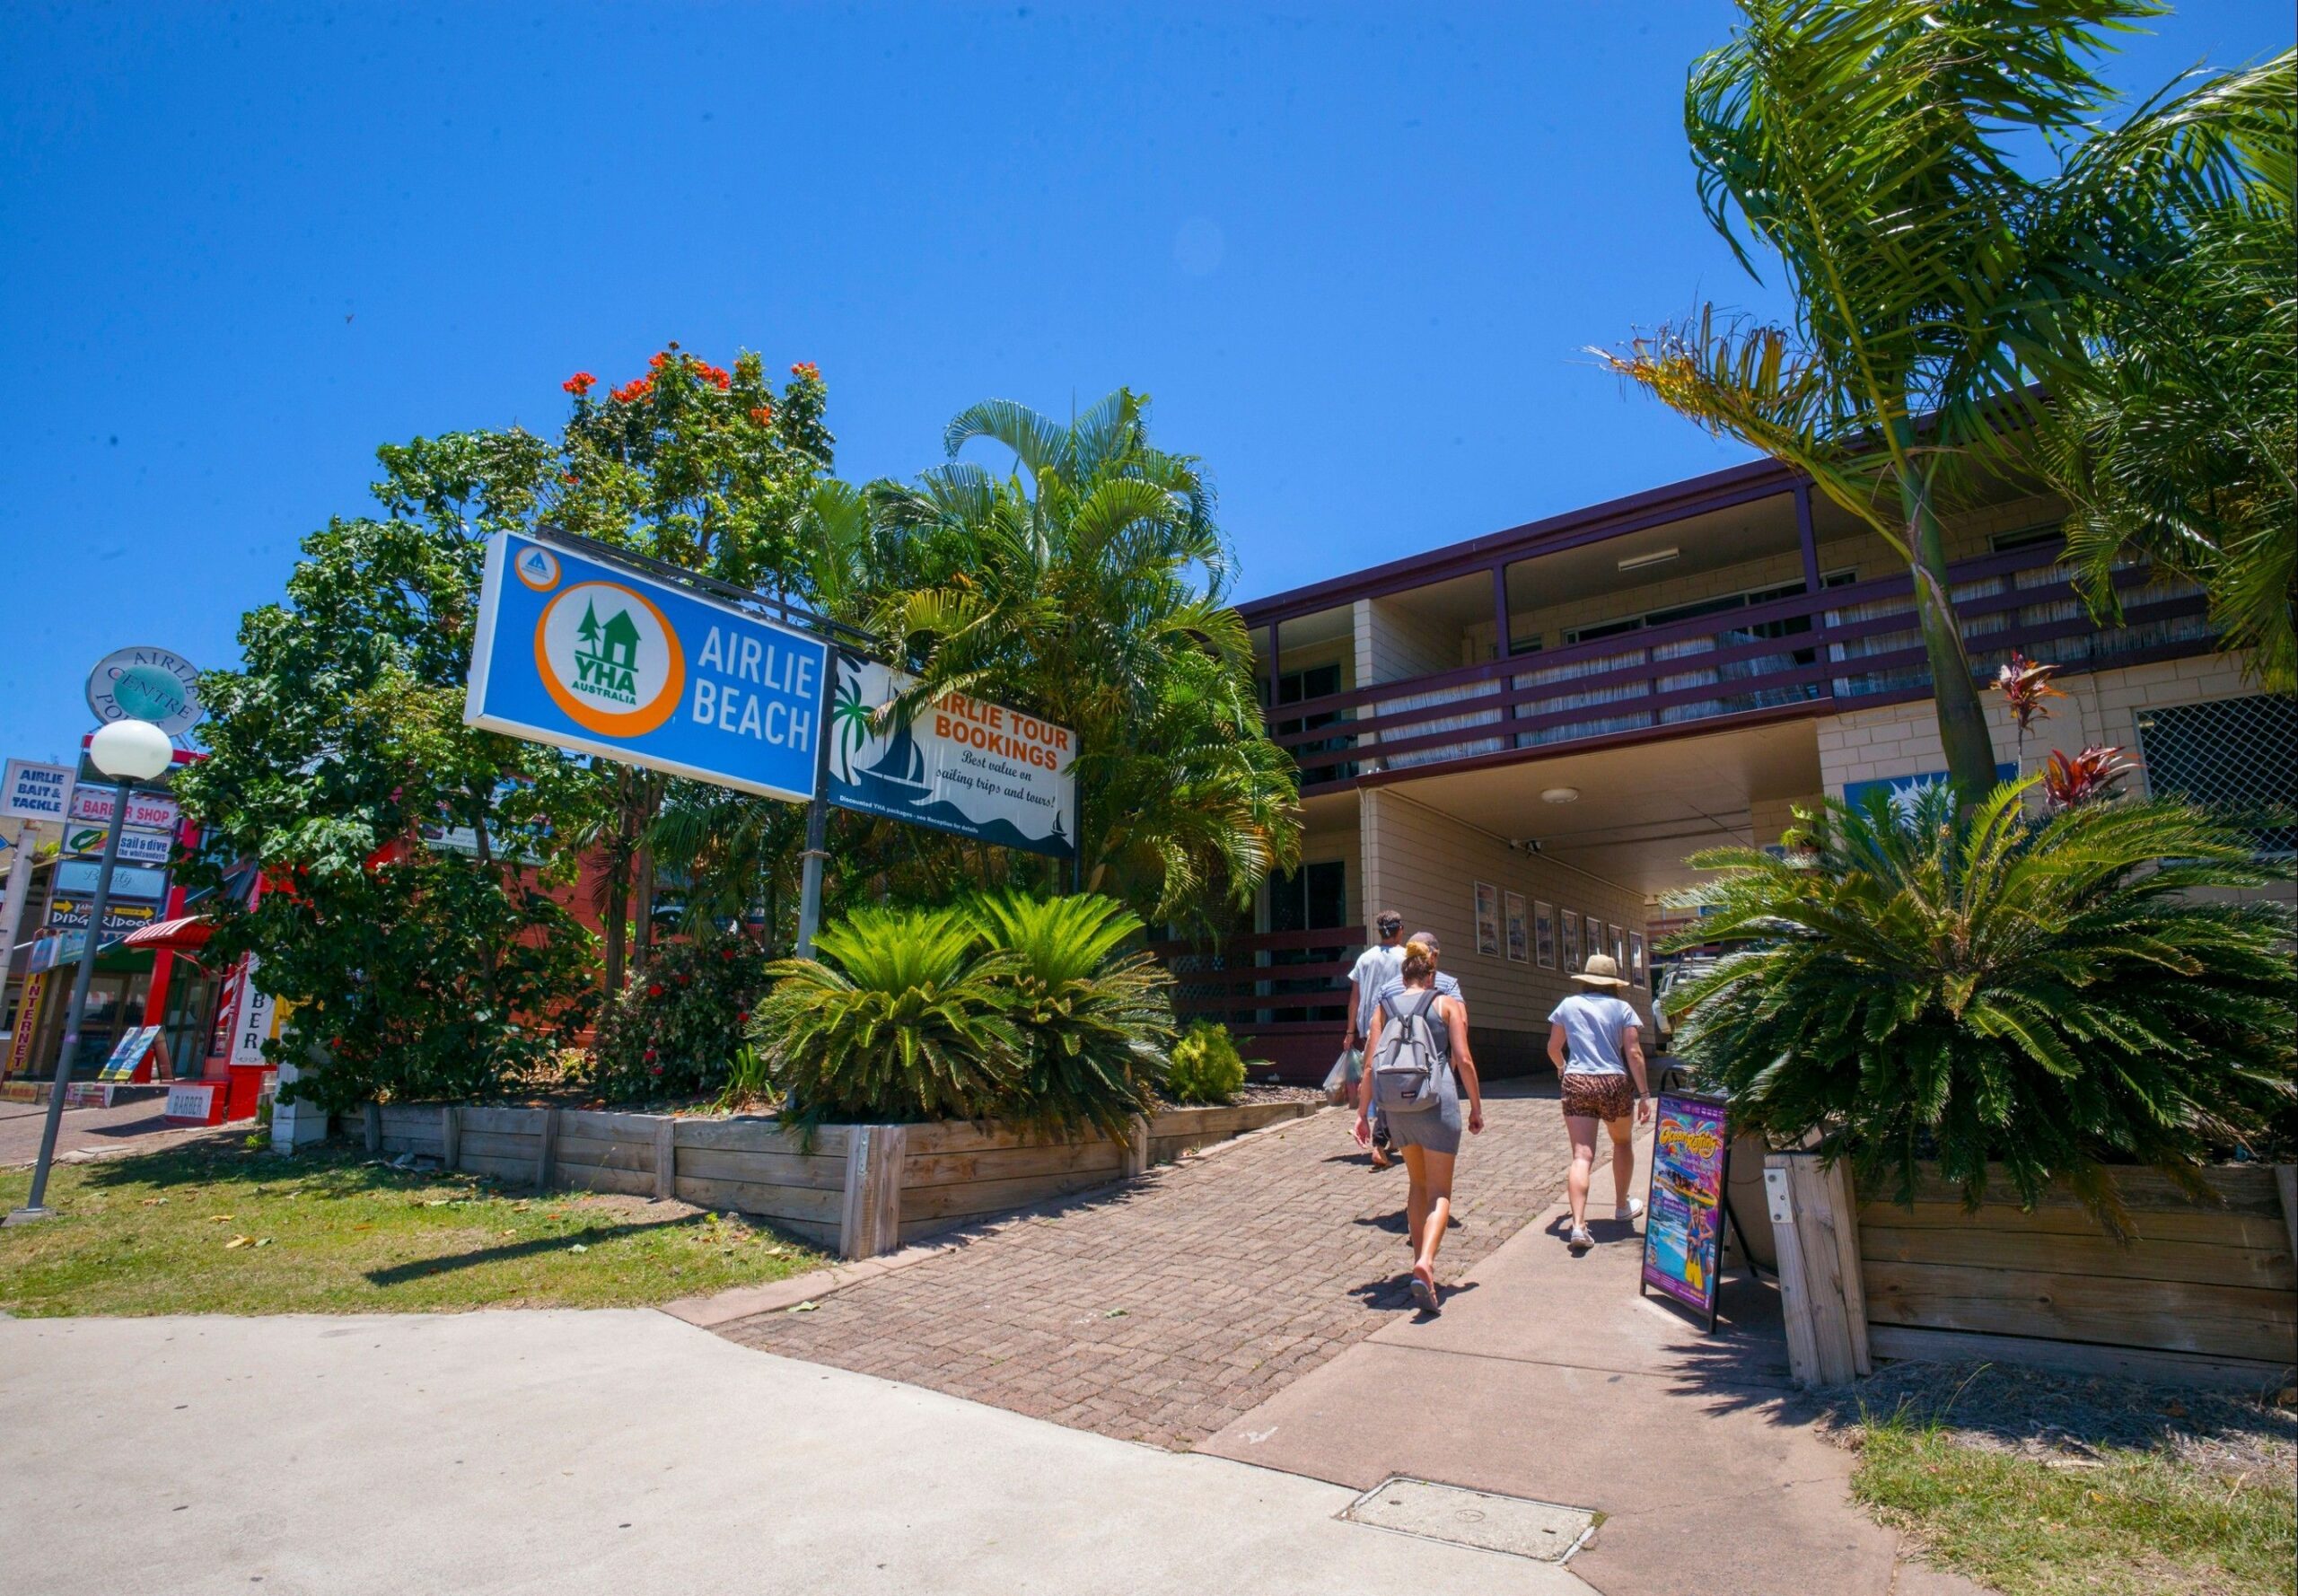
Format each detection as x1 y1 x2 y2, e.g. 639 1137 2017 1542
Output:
356 1098 1322 1261
1855 1162 2298 1381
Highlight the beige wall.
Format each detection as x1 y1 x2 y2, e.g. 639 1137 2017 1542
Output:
1815 653 2267 794
1358 788 1652 1072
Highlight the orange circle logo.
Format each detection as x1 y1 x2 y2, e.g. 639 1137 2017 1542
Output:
534 582 686 737
514 546 562 592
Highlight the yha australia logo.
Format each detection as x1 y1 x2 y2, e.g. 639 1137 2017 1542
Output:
534 581 686 737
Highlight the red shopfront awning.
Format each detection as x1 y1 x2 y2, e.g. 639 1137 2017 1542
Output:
121 915 215 952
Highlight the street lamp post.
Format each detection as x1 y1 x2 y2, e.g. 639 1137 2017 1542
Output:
6 718 175 1224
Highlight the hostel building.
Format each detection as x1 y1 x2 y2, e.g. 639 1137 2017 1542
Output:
1185 456 2290 1080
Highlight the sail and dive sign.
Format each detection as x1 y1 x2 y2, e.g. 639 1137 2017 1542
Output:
464 531 1075 855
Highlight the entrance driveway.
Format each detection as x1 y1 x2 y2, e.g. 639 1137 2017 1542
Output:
720 1085 1573 1449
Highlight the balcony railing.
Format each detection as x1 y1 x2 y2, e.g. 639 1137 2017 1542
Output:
1268 542 2210 790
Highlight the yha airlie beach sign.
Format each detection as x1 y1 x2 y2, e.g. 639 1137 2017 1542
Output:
828 653 1077 858
464 532 829 802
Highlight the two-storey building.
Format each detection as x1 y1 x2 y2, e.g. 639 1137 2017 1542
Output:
1171 456 2286 1080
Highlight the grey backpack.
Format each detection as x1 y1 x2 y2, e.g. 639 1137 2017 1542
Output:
1371 990 1445 1114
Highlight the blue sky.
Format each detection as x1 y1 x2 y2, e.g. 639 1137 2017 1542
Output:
2 3 2288 762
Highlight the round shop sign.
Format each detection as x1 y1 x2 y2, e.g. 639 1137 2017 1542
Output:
86 645 203 737
533 581 687 737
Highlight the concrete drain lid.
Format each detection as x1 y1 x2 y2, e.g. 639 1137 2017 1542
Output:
1341 1477 1600 1563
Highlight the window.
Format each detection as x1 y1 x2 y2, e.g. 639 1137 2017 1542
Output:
1563 573 1855 645
1991 525 2064 554
2136 695 2298 856
1265 860 1348 1022
1272 662 1355 779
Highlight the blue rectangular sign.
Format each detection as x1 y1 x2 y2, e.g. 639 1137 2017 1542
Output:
463 531 829 802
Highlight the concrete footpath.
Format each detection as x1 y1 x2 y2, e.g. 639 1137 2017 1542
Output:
0 1309 1596 1596
1197 1121 1985 1596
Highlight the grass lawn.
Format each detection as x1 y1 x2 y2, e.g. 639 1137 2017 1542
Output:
1854 1411 2297 1596
0 1136 829 1316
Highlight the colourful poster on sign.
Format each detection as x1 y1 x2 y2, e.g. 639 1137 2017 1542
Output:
464 531 829 803
826 653 1077 857
1640 1091 1730 1325
98 1024 164 1082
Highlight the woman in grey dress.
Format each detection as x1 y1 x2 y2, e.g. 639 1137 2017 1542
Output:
1354 938 1484 1312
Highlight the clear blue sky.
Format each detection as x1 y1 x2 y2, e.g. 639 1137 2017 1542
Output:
3 3 2287 762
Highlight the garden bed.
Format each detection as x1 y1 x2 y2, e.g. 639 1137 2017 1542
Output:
352 1097 1326 1259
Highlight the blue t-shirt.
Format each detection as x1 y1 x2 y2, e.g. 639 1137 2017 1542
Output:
1373 970 1460 1009
1548 992 1639 1077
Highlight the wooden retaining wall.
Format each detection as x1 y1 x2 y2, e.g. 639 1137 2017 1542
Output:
362 1099 1322 1260
1767 1153 2298 1390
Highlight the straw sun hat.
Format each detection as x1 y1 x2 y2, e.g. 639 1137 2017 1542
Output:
1571 952 1630 989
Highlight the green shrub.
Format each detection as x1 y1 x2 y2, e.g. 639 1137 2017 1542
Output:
742 893 1175 1141
970 892 1173 1140
1165 1022 1247 1105
1668 781 2296 1233
591 934 774 1102
744 907 1022 1136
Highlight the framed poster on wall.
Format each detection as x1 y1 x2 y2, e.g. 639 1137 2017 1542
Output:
1474 881 1502 958
1585 915 1604 969
1504 891 1529 963
1534 900 1557 969
1561 910 1580 972
1610 925 1627 971
1630 930 1647 987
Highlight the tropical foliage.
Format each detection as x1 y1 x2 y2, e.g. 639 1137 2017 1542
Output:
829 390 1302 927
744 894 1174 1138
175 436 603 1111
970 892 1173 1140
745 907 1024 1136
590 934 774 1102
2039 159 2298 691
1165 1022 1249 1106
1664 782 2297 1232
1595 0 2288 804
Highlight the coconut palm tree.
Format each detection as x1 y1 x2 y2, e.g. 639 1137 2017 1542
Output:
1596 1 2287 805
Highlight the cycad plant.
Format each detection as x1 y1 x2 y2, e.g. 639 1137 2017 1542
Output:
1667 782 2295 1233
744 907 1022 1136
969 892 1175 1142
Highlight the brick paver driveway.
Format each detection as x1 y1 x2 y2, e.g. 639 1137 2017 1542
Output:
719 1081 1572 1450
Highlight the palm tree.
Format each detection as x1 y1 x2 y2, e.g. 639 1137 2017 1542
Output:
840 390 1302 925
1596 1 2285 805
2040 180 2297 690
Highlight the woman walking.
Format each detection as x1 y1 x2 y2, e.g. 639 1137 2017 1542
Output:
1547 952 1653 1255
1355 937 1483 1312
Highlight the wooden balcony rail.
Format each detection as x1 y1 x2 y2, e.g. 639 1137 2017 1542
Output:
1262 541 2209 790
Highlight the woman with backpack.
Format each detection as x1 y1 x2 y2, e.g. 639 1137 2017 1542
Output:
1354 936 1483 1313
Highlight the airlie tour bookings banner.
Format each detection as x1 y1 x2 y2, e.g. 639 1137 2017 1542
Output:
827 653 1077 858
1640 1091 1730 1323
464 532 830 802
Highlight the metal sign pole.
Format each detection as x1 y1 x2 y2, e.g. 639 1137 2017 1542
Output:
8 781 128 1223
794 712 834 959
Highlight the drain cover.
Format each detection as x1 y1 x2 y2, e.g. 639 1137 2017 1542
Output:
1341 1477 1598 1563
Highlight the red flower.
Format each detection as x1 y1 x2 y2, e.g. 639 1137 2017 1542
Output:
649 1065 663 1076
611 377 653 404
720 948 736 960
648 351 671 372
736 1012 750 1024
749 404 775 425
561 472 578 486
790 361 820 381
676 973 691 987
644 1048 657 1062
646 983 663 998
563 372 596 396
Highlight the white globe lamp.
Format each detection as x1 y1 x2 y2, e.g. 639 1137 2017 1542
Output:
90 717 174 783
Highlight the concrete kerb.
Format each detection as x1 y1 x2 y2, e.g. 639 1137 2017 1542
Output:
662 1104 1346 1330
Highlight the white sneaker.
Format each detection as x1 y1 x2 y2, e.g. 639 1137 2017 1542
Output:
1615 1196 1645 1223
1567 1225 1593 1255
